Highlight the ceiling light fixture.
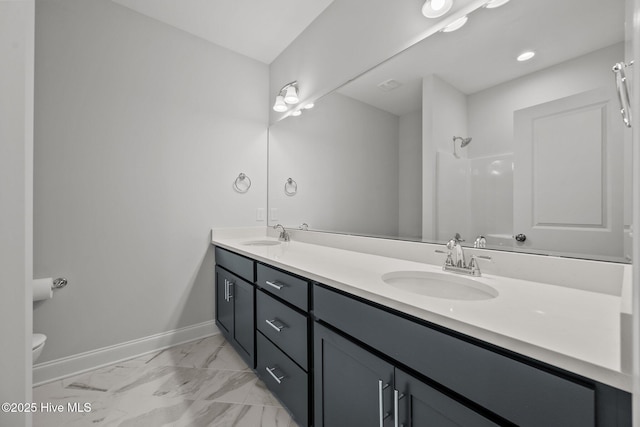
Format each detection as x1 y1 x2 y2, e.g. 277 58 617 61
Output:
272 81 300 112
484 0 510 9
422 0 453 18
273 95 287 112
441 15 468 32
303 103 315 109
517 51 536 61
291 110 302 117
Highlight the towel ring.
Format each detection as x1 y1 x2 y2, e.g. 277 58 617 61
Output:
233 173 251 193
284 178 297 196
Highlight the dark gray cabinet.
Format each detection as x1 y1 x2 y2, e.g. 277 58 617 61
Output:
255 264 311 427
214 248 255 369
257 333 309 425
212 246 631 427
314 323 497 427
394 369 498 427
314 323 394 427
313 284 631 427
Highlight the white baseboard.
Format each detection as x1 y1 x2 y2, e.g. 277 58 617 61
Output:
33 320 219 387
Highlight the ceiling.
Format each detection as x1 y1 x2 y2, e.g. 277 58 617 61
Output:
110 0 334 64
337 0 625 116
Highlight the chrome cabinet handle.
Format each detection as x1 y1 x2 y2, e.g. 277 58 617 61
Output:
378 380 390 427
224 279 228 302
393 389 405 427
265 280 284 290
394 389 399 427
227 280 233 300
613 61 633 128
266 366 285 384
265 319 285 332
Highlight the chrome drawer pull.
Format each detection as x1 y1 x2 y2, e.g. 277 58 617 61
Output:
265 280 284 290
224 279 229 302
266 366 285 384
265 319 285 332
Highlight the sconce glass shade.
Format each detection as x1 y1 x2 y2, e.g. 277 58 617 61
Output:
422 0 453 18
273 95 288 112
284 85 299 104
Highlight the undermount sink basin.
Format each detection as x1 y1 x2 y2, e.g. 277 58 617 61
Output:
381 271 498 301
241 240 282 246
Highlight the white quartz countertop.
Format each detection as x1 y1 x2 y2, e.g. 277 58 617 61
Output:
211 232 632 392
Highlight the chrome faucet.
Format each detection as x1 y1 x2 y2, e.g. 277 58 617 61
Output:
273 224 290 242
435 233 491 277
447 233 466 267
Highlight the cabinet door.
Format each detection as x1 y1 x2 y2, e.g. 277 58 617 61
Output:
215 266 234 336
232 276 255 366
314 323 394 427
395 369 498 427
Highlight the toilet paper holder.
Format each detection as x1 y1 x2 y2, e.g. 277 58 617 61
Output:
52 277 68 290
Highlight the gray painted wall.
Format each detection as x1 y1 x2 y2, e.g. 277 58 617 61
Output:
269 92 400 237
0 1 34 425
33 0 268 363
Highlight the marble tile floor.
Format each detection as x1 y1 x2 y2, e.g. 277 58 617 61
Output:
33 335 299 427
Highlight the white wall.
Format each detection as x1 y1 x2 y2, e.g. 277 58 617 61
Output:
269 92 399 236
398 110 422 239
0 0 34 425
467 43 624 158
422 75 469 241
33 0 268 365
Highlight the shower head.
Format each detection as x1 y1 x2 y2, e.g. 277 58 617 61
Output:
453 136 472 147
452 136 472 158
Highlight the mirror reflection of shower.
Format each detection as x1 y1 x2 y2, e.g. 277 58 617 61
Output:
452 136 472 158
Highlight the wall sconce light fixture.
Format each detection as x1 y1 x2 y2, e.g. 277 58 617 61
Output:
273 81 300 112
422 0 453 18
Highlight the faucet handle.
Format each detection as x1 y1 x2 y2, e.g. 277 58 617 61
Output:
435 249 454 266
473 235 487 248
468 255 492 275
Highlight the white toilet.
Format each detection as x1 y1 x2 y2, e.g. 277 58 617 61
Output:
32 333 46 363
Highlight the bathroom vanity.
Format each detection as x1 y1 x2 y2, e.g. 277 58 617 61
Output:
212 233 632 427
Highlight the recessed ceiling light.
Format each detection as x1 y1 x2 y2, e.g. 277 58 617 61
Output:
485 0 511 8
517 51 536 61
303 103 315 109
422 0 453 18
291 110 302 117
442 16 468 32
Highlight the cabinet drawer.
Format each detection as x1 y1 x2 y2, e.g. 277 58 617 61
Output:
257 290 309 370
257 332 309 427
215 246 254 282
314 285 595 427
257 263 308 311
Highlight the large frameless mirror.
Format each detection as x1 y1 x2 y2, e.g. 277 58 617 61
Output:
268 0 632 262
